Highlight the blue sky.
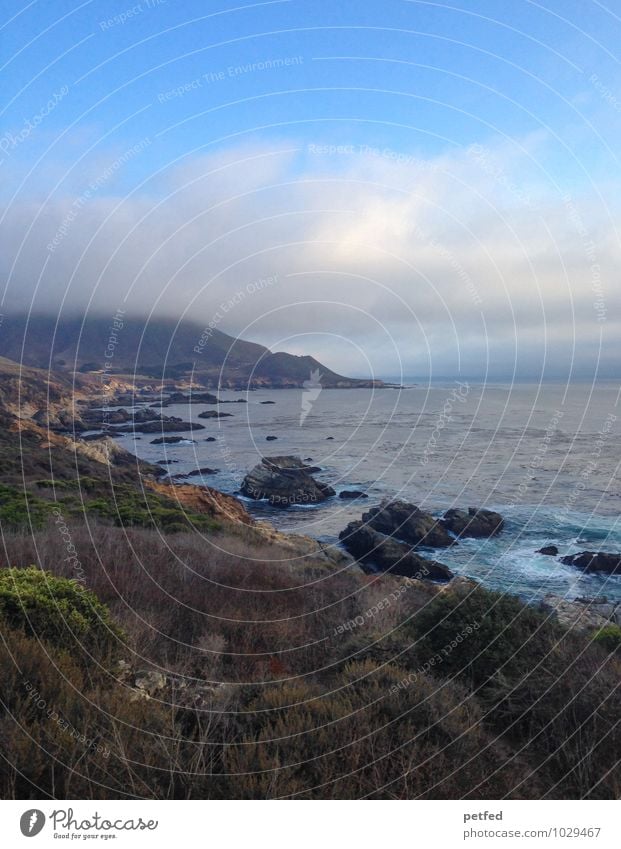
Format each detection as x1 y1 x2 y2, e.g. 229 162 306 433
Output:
1 0 621 379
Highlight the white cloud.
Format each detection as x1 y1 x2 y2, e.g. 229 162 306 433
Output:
0 136 618 378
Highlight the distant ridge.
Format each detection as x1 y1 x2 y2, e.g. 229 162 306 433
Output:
0 314 382 389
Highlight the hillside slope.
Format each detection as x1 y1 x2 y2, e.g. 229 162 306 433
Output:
0 315 381 388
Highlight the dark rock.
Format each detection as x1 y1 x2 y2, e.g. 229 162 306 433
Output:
560 551 621 574
260 400 276 404
184 467 219 477
339 490 368 500
241 456 335 507
150 436 195 445
156 459 179 464
111 415 205 434
266 435 278 441
326 436 334 440
442 507 504 538
197 410 233 419
166 391 220 404
339 521 452 581
363 500 453 548
538 545 559 556
81 407 162 426
204 437 217 442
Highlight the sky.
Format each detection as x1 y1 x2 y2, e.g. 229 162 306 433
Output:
1 0 620 380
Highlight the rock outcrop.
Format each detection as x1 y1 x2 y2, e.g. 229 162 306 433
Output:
339 520 453 581
560 551 621 574
442 507 504 538
362 500 453 548
240 456 335 507
134 669 167 696
538 545 559 556
146 480 253 526
540 594 621 632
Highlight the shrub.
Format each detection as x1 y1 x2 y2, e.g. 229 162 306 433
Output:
0 626 179 800
593 624 621 653
0 484 54 530
0 566 123 659
222 660 534 799
410 586 559 689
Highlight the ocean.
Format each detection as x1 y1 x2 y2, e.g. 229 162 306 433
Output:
111 381 621 603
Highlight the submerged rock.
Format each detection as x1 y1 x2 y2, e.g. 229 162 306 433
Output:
150 435 194 445
363 500 453 548
339 490 368 499
442 507 504 538
339 520 452 581
560 551 621 574
241 455 335 507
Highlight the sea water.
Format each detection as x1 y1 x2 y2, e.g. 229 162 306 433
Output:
111 381 621 601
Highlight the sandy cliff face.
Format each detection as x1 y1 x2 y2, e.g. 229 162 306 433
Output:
146 480 253 526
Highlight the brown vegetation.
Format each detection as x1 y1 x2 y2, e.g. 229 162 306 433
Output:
1 520 621 799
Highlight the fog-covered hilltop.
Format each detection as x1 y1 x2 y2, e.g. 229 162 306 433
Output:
0 314 382 389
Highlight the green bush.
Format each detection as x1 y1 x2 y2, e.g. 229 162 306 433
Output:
593 624 621 653
410 586 558 688
83 485 220 533
0 484 55 529
0 566 123 658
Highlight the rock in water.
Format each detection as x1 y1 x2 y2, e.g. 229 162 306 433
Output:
538 545 559 556
197 410 233 419
166 391 220 404
339 520 452 581
339 490 368 499
241 455 335 507
442 507 504 538
560 551 621 574
150 435 195 445
362 500 453 548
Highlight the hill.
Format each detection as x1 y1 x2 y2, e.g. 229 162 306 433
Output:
0 315 381 389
